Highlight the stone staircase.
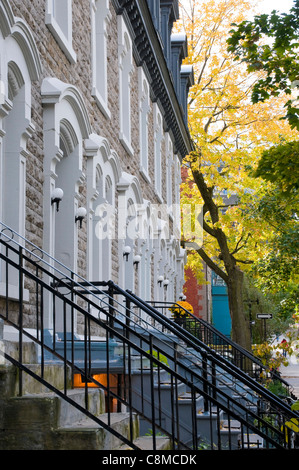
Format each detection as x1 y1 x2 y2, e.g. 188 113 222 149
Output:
0 340 171 450
0 335 261 450
130 367 223 447
1 317 293 451
126 338 264 450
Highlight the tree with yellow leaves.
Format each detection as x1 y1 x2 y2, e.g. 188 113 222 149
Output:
177 0 299 350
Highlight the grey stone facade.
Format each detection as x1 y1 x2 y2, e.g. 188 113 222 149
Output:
0 0 193 329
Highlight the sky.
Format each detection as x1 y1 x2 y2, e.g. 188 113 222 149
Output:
180 0 296 15
257 0 295 13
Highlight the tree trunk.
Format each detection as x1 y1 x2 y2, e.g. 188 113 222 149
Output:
226 266 251 351
189 156 252 352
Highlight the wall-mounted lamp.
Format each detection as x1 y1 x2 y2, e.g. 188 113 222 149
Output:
163 279 169 291
123 245 131 261
51 188 64 212
157 275 164 287
133 254 141 269
75 207 87 228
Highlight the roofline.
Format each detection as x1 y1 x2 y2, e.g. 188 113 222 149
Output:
113 0 193 159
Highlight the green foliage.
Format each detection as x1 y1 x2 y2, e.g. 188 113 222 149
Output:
242 274 299 344
178 1 298 346
267 380 290 398
146 349 169 367
245 140 299 313
227 0 299 130
253 140 299 192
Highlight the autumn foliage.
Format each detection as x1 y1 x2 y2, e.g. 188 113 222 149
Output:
176 0 299 348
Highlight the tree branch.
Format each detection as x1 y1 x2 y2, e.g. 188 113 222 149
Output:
233 258 254 264
196 247 229 283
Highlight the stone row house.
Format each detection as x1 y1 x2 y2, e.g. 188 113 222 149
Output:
0 0 193 331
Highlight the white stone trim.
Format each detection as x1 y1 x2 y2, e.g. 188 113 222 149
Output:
85 133 122 283
0 5 42 299
45 0 76 64
153 103 164 201
138 67 150 180
165 133 174 217
41 77 92 271
91 0 111 119
117 15 133 156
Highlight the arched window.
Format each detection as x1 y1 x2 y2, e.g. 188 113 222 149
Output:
41 78 92 274
166 133 174 215
54 119 81 272
139 68 150 180
154 104 164 201
0 4 42 300
85 134 121 288
91 0 111 118
2 62 26 238
45 0 76 63
118 15 133 156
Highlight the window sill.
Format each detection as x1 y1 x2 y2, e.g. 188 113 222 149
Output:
46 15 77 64
0 282 29 302
92 88 111 120
119 133 134 157
140 167 151 184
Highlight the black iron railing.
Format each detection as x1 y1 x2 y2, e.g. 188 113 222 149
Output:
146 301 292 395
0 222 299 450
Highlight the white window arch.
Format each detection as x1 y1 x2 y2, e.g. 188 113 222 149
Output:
45 0 76 63
41 78 92 330
138 67 150 180
173 154 181 237
154 103 164 201
91 0 111 118
2 63 26 238
85 133 122 287
41 78 92 272
0 5 42 300
116 172 143 291
0 17 41 238
118 15 133 156
166 133 174 215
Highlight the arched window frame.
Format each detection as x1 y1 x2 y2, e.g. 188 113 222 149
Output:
91 0 111 118
117 15 134 156
45 0 76 63
154 103 164 202
85 133 122 287
138 67 151 182
0 4 42 300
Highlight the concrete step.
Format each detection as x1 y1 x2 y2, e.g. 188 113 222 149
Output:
53 413 140 450
0 354 142 450
118 435 172 450
0 410 139 450
0 386 105 429
1 338 38 364
0 363 73 397
0 362 142 450
220 419 264 450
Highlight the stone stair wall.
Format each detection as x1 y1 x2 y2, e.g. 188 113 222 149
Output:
0 340 171 450
0 322 267 451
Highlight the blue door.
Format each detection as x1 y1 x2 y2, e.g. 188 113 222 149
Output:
211 273 231 337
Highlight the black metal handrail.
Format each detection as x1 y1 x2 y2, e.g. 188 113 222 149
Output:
0 222 298 450
113 288 294 409
147 301 292 395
